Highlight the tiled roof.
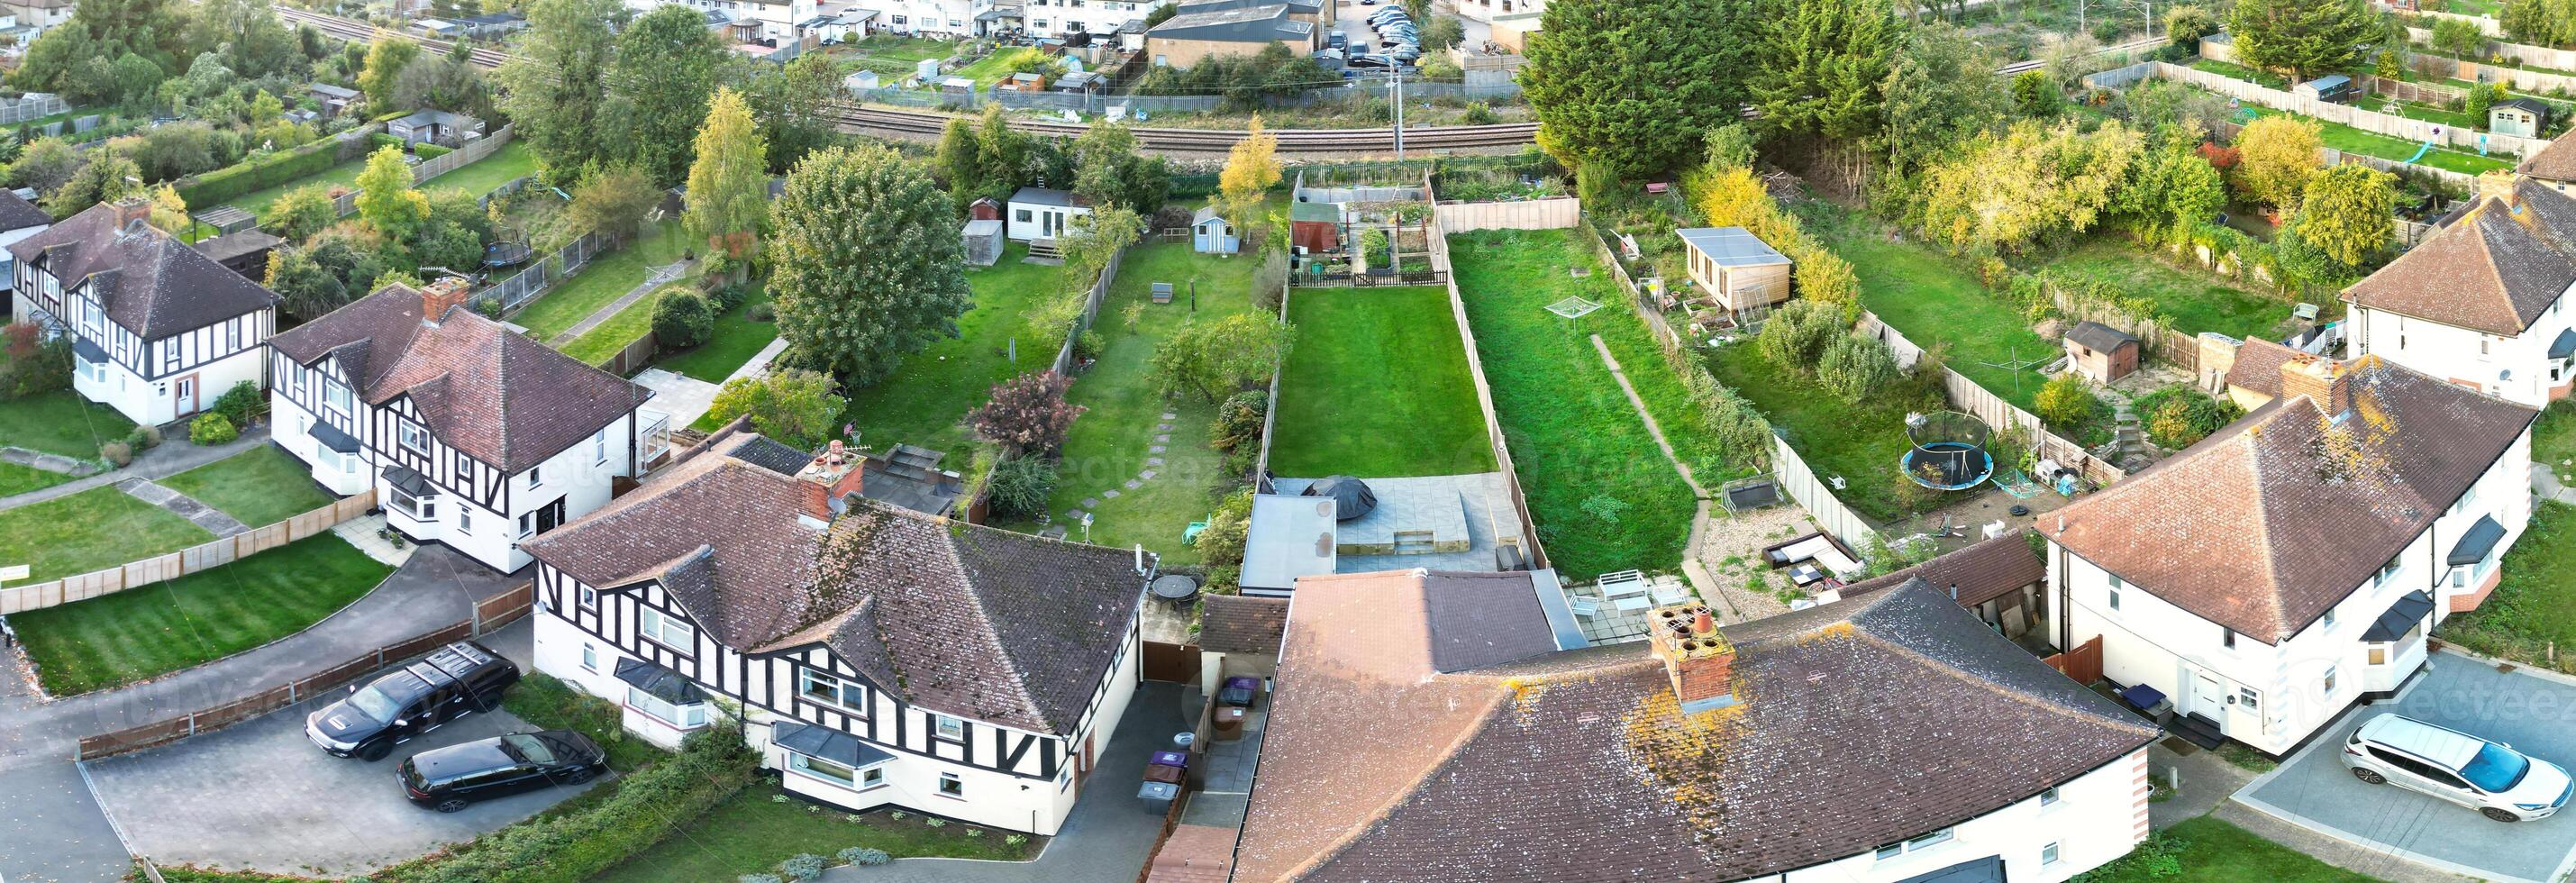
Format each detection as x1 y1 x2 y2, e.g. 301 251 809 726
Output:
2050 356 2536 642
2225 336 2302 400
1198 595 1288 654
268 285 651 473
2519 132 2576 181
1233 572 2156 883
2066 320 2137 351
2343 179 2576 335
1145 824 1239 883
1842 529 2045 607
0 188 48 230
9 202 277 340
521 433 1151 734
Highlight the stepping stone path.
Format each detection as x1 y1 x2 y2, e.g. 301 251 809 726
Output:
0 446 101 478
1061 414 1189 530
117 478 250 537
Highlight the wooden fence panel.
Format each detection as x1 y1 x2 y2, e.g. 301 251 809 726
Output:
0 489 377 614
2044 635 2106 684
1427 193 1552 572
1434 197 1581 232
1142 642 1203 684
2153 61 2550 157
1770 434 1884 550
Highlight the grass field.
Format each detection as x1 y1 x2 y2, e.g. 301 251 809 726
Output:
1707 342 1934 523
1041 240 1265 563
0 390 137 461
1450 228 1700 580
224 157 365 219
561 285 678 365
591 786 1032 883
2234 104 2517 176
2081 816 2384 882
8 533 392 695
2539 400 2573 483
157 446 338 528
1269 286 1493 478
2191 59 2288 89
836 241 1062 455
2051 238 2296 341
2439 405 2576 675
949 47 1051 89
512 220 688 341
2354 95 2484 131
423 141 540 198
657 289 778 383
0 485 214 583
1814 212 2067 415
0 461 74 496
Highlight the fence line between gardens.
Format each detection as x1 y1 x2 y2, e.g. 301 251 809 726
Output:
485 232 605 317
1434 196 1581 232
329 123 519 218
1051 247 1126 376
856 79 1524 116
1252 270 1292 487
2159 57 2552 158
2092 64 2483 188
1855 312 2129 487
1425 171 1552 574
2386 5 2505 36
0 94 68 125
73 584 536 760
0 493 378 615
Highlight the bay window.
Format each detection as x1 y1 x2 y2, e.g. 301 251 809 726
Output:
625 686 710 729
389 485 436 520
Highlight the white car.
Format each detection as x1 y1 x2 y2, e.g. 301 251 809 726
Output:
2341 714 2574 822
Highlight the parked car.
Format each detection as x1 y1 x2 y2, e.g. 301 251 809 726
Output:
398 730 608 813
307 642 521 761
2342 715 2574 822
1327 32 1347 49
1369 11 1408 25
1389 45 1422 61
1349 53 1398 68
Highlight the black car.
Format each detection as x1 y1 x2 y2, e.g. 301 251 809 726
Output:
1349 53 1398 68
307 642 520 761
399 730 607 813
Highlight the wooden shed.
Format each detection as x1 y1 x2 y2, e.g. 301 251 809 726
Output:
1289 199 1342 255
1675 226 1792 316
2063 321 2141 384
2492 97 2552 139
1192 205 1238 254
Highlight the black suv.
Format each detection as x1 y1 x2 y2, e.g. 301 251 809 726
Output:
307 642 520 761
399 730 608 813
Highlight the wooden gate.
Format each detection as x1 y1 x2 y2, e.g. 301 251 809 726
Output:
2044 635 2105 686
1142 641 1202 684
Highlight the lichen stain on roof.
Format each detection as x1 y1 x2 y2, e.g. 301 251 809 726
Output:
1620 680 1753 844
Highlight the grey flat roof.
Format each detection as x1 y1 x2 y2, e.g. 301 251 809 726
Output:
1011 187 1082 208
1242 494 1337 591
1675 226 1790 267
1147 4 1313 41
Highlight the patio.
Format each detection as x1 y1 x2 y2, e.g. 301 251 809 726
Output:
1562 569 1698 644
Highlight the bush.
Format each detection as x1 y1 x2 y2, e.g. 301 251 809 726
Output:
652 289 716 350
966 370 1086 456
211 380 264 428
0 323 71 400
100 440 133 467
839 847 892 866
1816 334 1898 403
1756 301 1841 371
189 413 240 445
414 142 453 160
747 301 776 322
1074 329 1105 363
126 424 161 451
984 455 1059 518
1461 101 1497 124
175 139 341 209
2033 374 2098 430
1197 491 1254 592
1209 389 1267 453
2135 387 2239 449
780 853 827 880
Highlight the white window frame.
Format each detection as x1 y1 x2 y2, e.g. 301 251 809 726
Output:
624 685 711 729
2042 842 2062 866
581 643 598 671
396 422 431 456
323 379 353 415
638 607 695 652
785 751 889 790
938 771 964 798
526 464 545 489
799 669 867 714
579 586 598 609
935 714 965 739
2039 786 2060 807
456 509 471 535
389 484 437 521
592 428 608 465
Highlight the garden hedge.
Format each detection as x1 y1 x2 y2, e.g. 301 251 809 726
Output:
390 722 760 883
176 140 342 209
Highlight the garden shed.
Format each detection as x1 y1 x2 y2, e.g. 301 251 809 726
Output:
1006 187 1093 241
1289 200 1342 254
2492 97 2552 138
842 69 880 93
1192 205 1238 253
961 219 1005 266
1675 226 1792 316
2063 321 2141 383
2292 74 2355 103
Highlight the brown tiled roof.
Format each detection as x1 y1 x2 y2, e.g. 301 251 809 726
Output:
2225 336 2302 400
1843 529 2045 607
269 285 651 473
2520 133 2576 181
2051 356 2536 643
1145 824 1239 883
8 202 277 339
2343 179 2576 336
2066 321 2136 352
1233 573 2156 883
0 189 49 231
521 434 1151 734
1197 594 1288 655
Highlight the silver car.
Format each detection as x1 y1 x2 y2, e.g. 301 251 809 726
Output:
2341 714 2574 822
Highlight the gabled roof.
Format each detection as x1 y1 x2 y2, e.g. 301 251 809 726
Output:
520 432 1151 734
2343 178 2576 336
2050 356 2536 642
9 202 278 340
1198 594 1288 655
1842 528 2045 607
2225 335 2302 400
2066 320 2138 352
2521 133 2576 181
267 285 651 473
1234 575 2157 883
0 188 49 231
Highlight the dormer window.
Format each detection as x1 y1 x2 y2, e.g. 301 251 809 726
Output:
323 379 353 415
396 422 431 456
799 669 868 714
935 714 965 739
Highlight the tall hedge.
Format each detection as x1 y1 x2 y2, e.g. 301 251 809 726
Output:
175 140 345 209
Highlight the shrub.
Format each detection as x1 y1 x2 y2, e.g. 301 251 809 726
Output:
747 302 776 322
211 380 264 427
780 853 827 880
1074 329 1106 362
1756 301 1841 371
1816 334 1898 403
840 847 892 866
1197 491 1254 592
705 369 846 451
2076 832 2186 880
2033 374 2098 430
983 455 1060 518
1251 247 1289 311
1122 300 1147 334
126 424 162 451
190 413 240 445
2135 387 2239 449
1209 389 1267 453
966 370 1086 457
652 289 717 350
1461 101 1497 124
176 139 341 209
0 323 70 400
99 441 133 467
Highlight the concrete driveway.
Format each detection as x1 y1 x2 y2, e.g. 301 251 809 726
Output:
2238 654 2576 883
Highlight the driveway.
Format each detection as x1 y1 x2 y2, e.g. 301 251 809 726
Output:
2238 653 2576 883
822 681 1190 882
84 621 603 877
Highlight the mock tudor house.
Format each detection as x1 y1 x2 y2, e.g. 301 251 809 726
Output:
0 188 51 287
2044 354 2537 757
8 199 278 427
267 281 663 573
518 428 1153 835
1233 569 2159 883
2343 176 2575 406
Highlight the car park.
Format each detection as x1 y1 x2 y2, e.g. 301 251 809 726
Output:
2341 714 2575 823
1349 53 1397 68
398 731 609 814
307 642 521 761
1327 32 1346 49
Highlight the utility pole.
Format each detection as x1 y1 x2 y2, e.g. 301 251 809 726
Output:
1388 65 1406 159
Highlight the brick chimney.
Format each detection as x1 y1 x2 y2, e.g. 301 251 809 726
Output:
110 196 151 233
796 440 866 526
1646 602 1738 711
2280 353 2352 415
419 278 473 326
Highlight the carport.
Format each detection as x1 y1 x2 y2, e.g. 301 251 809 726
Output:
2236 654 2576 883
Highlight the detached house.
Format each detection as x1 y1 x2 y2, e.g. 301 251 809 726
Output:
2343 176 2576 406
519 429 1151 835
267 281 664 573
8 199 278 426
1234 570 2159 883
2044 355 2537 757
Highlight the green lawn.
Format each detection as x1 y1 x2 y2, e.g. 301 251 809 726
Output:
2051 238 2295 341
837 241 1062 456
2353 95 2484 131
0 460 74 496
2439 499 2576 675
0 485 214 584
423 140 540 198
8 533 392 695
223 157 366 219
948 47 1051 89
2191 59 2288 90
1816 213 2065 417
561 285 678 366
2538 400 2573 483
2235 105 2517 176
591 785 1033 883
1041 239 1265 563
511 220 689 341
656 289 779 383
1269 286 1494 478
2082 816 2384 882
1450 228 1700 580
0 390 137 461
157 446 339 528
503 672 667 773
1706 342 1934 523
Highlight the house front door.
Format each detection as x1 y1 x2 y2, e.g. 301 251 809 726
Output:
173 374 198 417
2188 671 2228 729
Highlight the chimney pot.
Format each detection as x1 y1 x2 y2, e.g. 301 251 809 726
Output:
419 278 472 327
796 440 867 523
1646 603 1737 710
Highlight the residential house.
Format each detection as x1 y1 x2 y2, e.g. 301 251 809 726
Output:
266 281 664 573
8 199 278 426
800 4 877 41
1017 0 1161 38
2063 321 2140 384
2044 355 2537 757
0 0 71 32
1675 226 1792 320
1234 569 2159 883
1006 187 1093 241
519 428 1151 834
2343 176 2576 405
627 0 824 40
2520 132 2576 195
1142 3 1315 68
0 188 51 290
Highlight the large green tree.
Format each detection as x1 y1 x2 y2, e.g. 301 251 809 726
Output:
605 5 731 186
2227 0 2376 83
497 0 621 175
685 87 770 256
769 145 973 387
197 0 304 80
742 51 842 174
359 33 421 114
10 0 191 92
2291 164 2397 272
1523 0 1758 179
1070 122 1169 212
355 145 429 246
1879 22 2003 176
1749 0 1898 146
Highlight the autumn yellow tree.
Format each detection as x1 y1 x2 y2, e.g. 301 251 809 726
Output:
2231 115 2324 214
1916 118 2143 253
684 86 769 258
147 185 191 239
1217 114 1280 243
354 144 431 245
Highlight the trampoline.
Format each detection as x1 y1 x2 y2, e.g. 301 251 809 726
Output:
1902 411 1995 491
484 241 533 269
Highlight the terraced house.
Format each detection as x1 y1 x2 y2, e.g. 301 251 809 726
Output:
266 280 665 573
7 198 278 426
2344 176 2576 407
517 428 1151 835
